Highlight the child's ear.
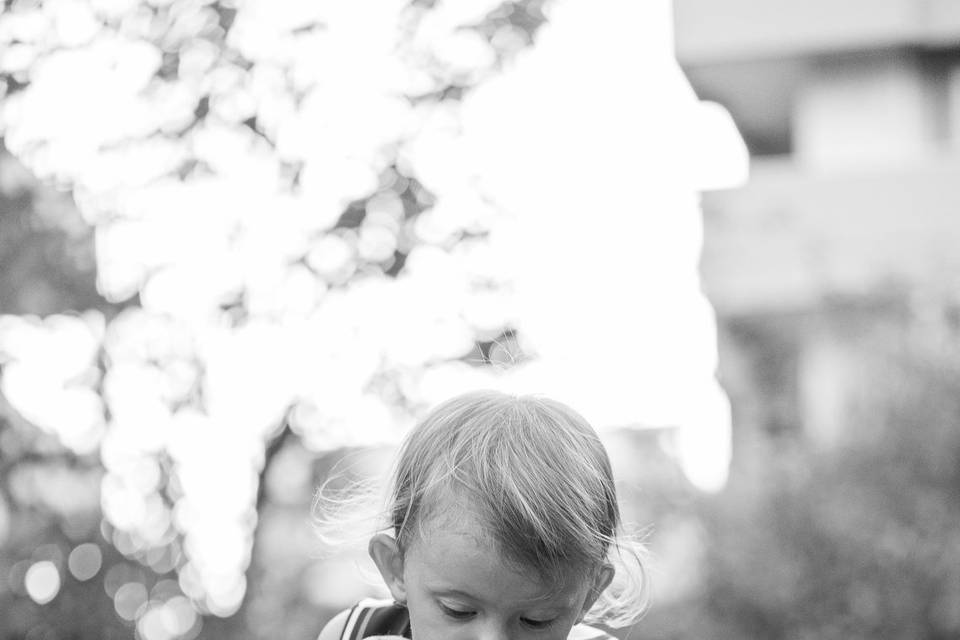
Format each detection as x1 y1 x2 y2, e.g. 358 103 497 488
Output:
578 563 615 621
369 533 407 603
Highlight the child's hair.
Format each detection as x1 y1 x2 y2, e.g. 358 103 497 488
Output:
315 390 649 628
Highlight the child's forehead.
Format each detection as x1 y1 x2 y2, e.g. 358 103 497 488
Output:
414 499 590 586
418 495 493 546
407 514 586 607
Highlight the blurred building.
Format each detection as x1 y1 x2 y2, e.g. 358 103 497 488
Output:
675 0 960 448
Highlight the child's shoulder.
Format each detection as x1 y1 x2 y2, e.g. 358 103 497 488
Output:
317 608 354 640
318 598 410 640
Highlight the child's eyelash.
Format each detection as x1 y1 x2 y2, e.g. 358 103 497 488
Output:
521 617 555 630
438 602 556 629
439 602 476 620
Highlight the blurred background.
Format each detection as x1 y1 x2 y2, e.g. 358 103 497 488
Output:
1 1 959 639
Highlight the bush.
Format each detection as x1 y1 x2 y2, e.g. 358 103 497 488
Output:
701 326 960 640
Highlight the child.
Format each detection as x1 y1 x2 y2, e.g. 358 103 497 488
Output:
316 390 648 640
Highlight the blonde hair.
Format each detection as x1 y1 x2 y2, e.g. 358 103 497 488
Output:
316 390 649 628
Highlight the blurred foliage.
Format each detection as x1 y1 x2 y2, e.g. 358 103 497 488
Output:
0 145 132 638
0 0 556 637
694 316 960 640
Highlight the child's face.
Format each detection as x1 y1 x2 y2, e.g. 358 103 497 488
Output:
370 512 612 640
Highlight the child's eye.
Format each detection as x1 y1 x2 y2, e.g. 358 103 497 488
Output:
439 602 476 621
520 617 555 630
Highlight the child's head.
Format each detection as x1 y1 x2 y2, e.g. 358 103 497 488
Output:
366 390 647 639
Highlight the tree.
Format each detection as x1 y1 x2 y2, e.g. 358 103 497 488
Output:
0 0 744 638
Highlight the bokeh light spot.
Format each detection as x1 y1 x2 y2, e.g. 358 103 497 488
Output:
161 596 198 636
67 543 103 581
137 606 173 640
114 581 149 621
25 561 60 605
